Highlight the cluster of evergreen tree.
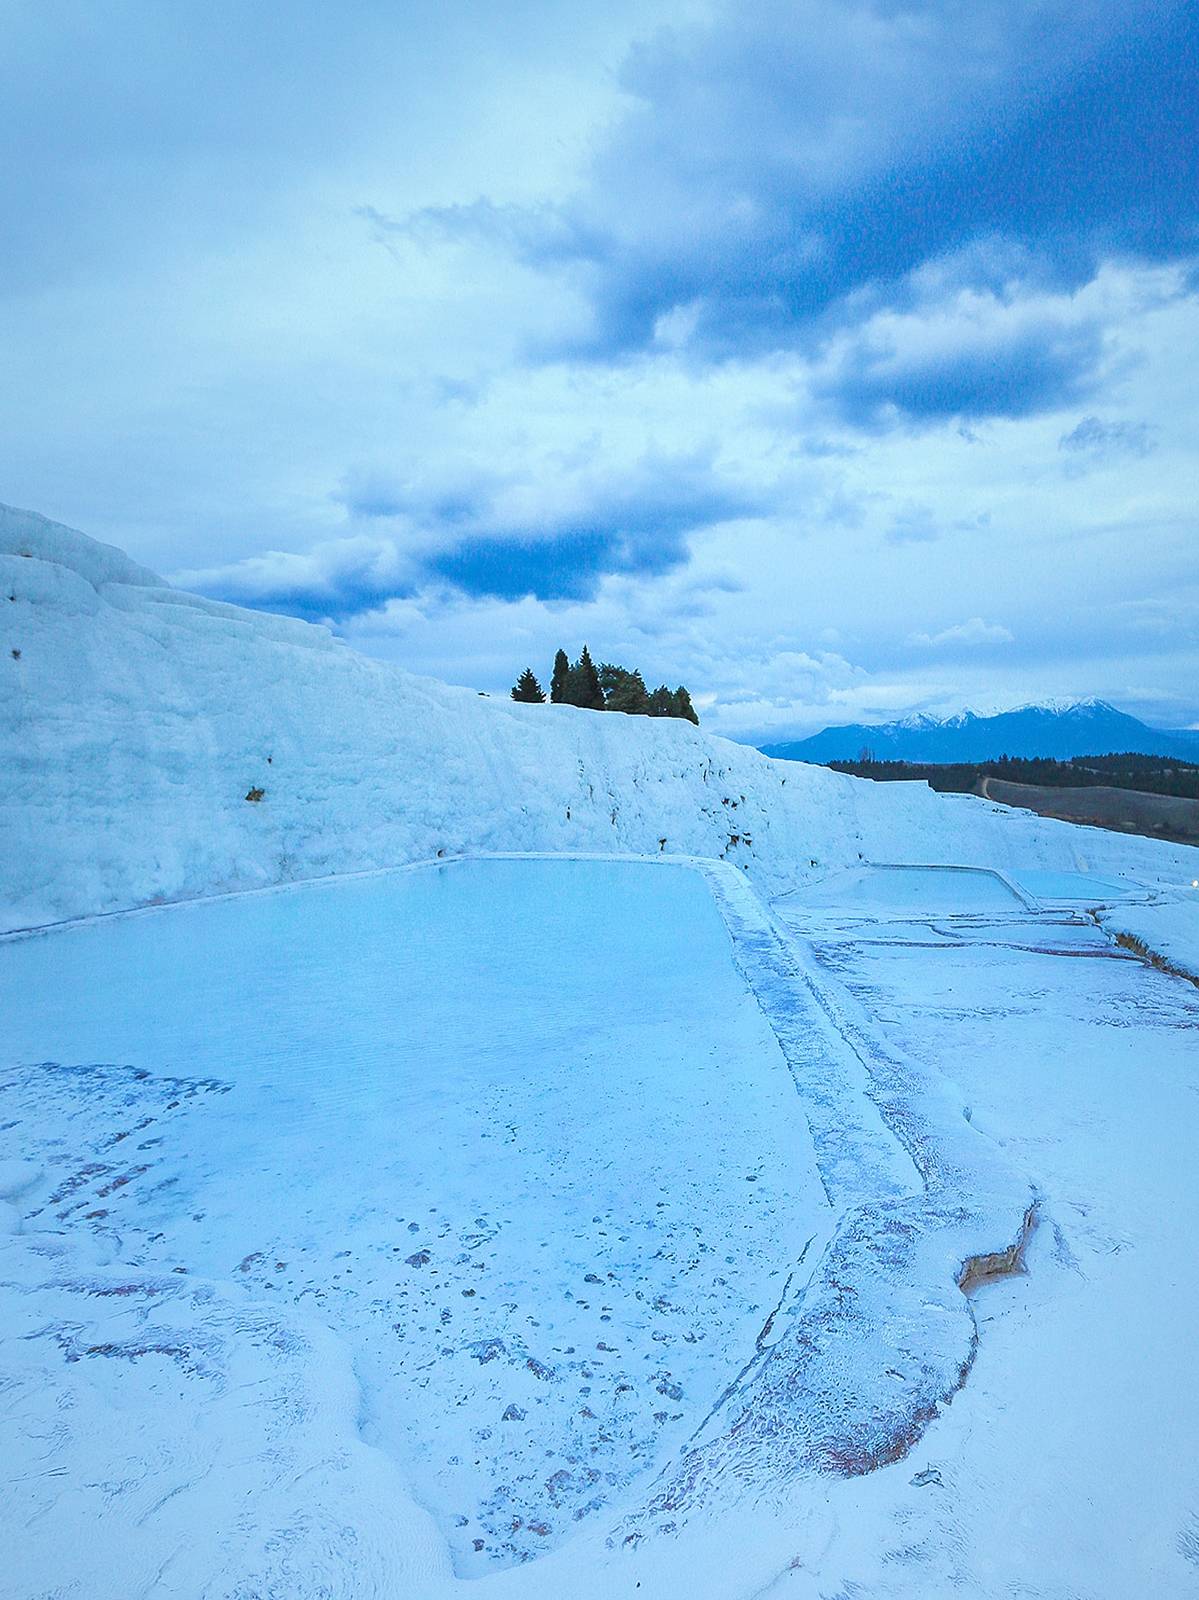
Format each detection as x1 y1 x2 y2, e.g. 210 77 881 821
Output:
511 647 698 724
827 751 1199 801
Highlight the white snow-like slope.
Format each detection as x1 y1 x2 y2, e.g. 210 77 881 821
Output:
4 501 1197 934
770 887 1199 1595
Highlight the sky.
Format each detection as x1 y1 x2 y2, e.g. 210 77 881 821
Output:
3 0 1197 743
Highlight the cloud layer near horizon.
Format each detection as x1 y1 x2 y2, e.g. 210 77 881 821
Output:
2 0 1197 738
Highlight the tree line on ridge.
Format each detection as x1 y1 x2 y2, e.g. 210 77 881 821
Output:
511 647 698 724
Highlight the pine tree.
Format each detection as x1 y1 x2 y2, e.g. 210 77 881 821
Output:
599 662 648 711
606 668 650 715
670 686 699 725
573 645 605 710
597 662 627 702
553 648 695 718
511 668 546 703
550 649 571 703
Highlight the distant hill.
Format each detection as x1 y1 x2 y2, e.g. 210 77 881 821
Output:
762 700 1199 765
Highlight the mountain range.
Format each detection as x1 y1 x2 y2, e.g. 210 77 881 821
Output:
761 700 1199 765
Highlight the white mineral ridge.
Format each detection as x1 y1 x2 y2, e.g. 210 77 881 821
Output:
3 501 1195 934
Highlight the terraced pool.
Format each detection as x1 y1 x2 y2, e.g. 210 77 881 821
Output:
1 858 828 1576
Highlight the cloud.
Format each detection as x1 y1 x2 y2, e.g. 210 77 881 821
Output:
179 451 765 614
394 0 1198 389
428 529 673 603
816 303 1105 425
173 536 419 622
886 506 941 545
355 451 763 602
1059 415 1156 459
909 617 1015 648
338 463 512 527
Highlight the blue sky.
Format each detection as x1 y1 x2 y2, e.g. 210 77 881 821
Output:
3 0 1197 740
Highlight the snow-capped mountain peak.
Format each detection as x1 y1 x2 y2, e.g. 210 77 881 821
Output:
763 698 1199 764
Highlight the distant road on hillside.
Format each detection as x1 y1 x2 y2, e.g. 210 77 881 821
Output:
979 775 1199 846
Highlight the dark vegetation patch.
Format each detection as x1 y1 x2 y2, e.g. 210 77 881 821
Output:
511 646 698 723
1110 931 1199 991
830 751 1199 800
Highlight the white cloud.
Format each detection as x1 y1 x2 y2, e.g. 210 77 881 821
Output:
173 536 421 619
908 617 1015 648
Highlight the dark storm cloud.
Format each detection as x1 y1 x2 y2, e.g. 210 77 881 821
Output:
403 455 763 602
187 453 764 612
820 317 1106 426
385 0 1198 421
429 530 660 602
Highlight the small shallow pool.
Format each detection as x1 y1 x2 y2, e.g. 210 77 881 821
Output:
1010 869 1133 903
1 859 827 1575
791 864 1027 916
